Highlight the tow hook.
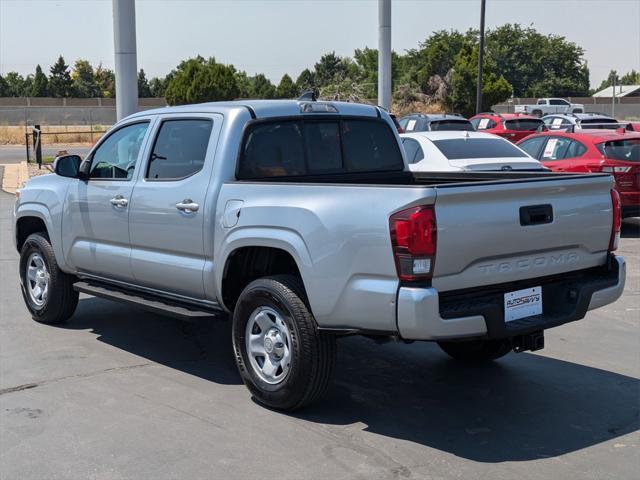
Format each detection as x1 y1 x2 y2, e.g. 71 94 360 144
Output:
512 331 545 353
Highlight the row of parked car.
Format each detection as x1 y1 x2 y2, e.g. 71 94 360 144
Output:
393 111 639 218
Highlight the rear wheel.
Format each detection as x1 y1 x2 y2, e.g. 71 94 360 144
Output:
532 109 543 118
438 339 512 362
232 275 336 411
19 233 78 324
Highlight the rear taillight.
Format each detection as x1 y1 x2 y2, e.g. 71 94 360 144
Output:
389 206 436 281
609 189 621 252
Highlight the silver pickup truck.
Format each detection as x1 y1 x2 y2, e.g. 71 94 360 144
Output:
13 100 626 410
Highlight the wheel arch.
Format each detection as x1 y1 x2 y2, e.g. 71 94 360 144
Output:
217 229 313 312
15 205 68 271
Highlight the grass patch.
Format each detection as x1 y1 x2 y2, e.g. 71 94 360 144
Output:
0 125 109 145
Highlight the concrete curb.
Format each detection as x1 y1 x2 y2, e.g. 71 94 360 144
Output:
1 161 29 194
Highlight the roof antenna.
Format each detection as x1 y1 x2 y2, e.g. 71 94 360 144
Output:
298 91 317 102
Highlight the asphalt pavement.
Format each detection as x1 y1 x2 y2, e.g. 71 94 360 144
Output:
0 144 91 164
0 190 638 480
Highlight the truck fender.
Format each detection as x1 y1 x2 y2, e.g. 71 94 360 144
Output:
215 226 313 306
15 203 70 272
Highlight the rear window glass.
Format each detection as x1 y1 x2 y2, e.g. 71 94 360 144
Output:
505 119 543 131
597 139 640 162
237 119 403 179
580 118 619 129
432 138 528 159
430 120 474 131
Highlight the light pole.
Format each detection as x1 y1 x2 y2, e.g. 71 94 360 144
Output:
378 0 392 110
113 0 138 121
475 0 486 114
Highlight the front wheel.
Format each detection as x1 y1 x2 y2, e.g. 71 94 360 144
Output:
19 233 78 324
438 339 512 362
232 275 336 411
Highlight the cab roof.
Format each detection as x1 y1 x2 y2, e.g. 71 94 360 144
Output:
127 99 381 120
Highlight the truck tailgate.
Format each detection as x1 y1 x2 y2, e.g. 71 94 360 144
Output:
432 174 614 292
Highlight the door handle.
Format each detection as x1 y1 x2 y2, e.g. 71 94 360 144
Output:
176 199 199 213
110 195 128 208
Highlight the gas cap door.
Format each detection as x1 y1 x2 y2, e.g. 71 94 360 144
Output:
223 199 244 228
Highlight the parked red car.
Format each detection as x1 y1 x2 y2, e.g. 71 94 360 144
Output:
470 112 544 143
518 129 640 218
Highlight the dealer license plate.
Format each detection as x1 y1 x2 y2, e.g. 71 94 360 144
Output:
504 286 542 322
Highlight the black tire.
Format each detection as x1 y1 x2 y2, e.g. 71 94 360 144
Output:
438 339 512 362
532 109 543 118
232 275 336 411
19 232 78 324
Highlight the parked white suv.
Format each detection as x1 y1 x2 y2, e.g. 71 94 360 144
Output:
401 131 544 172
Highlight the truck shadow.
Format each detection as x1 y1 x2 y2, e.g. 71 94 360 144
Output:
296 336 639 463
621 218 639 238
62 296 638 463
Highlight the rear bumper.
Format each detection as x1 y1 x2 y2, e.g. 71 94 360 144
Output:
397 255 625 341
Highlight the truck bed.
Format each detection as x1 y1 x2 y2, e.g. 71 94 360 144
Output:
234 169 609 187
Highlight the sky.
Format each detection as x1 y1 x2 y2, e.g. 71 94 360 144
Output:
0 0 639 89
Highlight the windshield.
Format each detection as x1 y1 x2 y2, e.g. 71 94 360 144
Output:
432 138 529 159
597 139 640 161
430 120 474 131
504 119 544 131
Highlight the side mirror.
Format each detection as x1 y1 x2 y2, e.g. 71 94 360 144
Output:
54 155 82 178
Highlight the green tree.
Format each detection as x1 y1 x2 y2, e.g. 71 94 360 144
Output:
49 55 73 97
250 73 276 99
164 57 239 105
137 69 152 97
4 72 27 96
446 44 512 117
30 65 49 96
94 64 115 97
486 24 589 97
597 69 639 92
405 30 474 90
314 52 348 87
620 69 640 85
275 74 298 98
352 47 405 99
295 68 316 93
149 76 167 97
0 75 8 96
72 59 99 97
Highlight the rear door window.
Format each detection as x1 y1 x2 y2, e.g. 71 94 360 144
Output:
518 136 547 159
402 138 424 164
146 119 213 180
541 137 573 160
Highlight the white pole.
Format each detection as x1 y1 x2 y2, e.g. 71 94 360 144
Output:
378 0 392 110
113 0 138 121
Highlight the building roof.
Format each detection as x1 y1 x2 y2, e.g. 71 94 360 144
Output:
592 85 640 98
